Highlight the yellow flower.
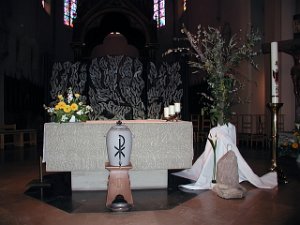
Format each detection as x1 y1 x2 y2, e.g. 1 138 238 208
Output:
44 87 92 123
70 103 78 111
63 105 71 113
57 101 66 109
291 142 299 149
58 95 63 101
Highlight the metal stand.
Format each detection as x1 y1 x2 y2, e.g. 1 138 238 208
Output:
26 156 51 199
105 162 133 211
163 114 180 122
267 103 288 184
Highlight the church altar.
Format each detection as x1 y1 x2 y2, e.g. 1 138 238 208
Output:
43 120 193 190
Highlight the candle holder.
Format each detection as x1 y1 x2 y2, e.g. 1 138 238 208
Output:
267 102 288 184
164 114 180 122
175 112 181 120
163 103 181 122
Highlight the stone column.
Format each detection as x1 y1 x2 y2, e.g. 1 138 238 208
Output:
291 54 300 123
70 42 85 61
0 74 3 124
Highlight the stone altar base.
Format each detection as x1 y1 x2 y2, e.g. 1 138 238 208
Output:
43 121 193 191
71 170 168 190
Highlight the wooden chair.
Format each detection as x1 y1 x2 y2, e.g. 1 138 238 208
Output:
0 124 16 149
278 114 285 132
0 124 37 149
228 113 239 144
229 114 239 129
191 114 200 143
0 124 16 130
251 114 268 149
198 115 211 143
237 114 253 147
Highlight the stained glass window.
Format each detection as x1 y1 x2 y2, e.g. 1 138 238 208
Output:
153 0 165 28
183 0 187 11
41 0 51 15
64 0 77 27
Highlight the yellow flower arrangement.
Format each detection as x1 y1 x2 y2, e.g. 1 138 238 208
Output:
279 130 300 158
292 142 299 149
44 87 93 123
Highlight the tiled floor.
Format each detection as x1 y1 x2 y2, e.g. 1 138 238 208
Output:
0 144 300 225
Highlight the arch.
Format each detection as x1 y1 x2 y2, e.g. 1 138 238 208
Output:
82 12 146 57
72 1 157 59
90 32 139 58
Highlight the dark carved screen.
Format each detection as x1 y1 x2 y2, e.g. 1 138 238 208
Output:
49 55 182 120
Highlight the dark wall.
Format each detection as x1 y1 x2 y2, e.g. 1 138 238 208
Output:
0 0 64 131
1 0 252 130
4 76 44 133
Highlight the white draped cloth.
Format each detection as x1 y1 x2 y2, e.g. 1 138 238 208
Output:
174 123 278 190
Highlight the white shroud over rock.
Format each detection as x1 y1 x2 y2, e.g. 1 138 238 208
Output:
173 123 277 190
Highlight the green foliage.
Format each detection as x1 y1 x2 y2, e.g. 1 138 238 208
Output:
165 24 261 125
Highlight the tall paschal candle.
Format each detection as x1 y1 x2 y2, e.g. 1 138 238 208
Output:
271 42 279 103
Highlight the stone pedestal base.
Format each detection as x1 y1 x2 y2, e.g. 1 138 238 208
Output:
105 163 133 207
71 169 168 190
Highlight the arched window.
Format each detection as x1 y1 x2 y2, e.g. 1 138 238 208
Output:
153 0 165 28
64 0 77 27
41 0 51 15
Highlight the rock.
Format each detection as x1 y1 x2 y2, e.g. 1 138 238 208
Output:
212 150 247 199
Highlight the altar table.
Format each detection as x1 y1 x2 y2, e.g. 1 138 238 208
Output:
43 120 193 190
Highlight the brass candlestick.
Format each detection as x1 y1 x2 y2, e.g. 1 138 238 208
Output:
267 103 288 184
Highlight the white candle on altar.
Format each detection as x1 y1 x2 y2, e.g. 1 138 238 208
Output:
169 105 175 116
271 42 279 103
174 102 181 113
164 107 170 118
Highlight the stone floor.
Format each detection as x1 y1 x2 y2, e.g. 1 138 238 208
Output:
0 143 300 225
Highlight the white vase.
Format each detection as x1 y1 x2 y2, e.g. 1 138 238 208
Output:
106 121 133 166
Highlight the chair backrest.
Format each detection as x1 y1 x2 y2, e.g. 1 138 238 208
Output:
278 114 284 132
200 115 211 132
255 114 266 134
229 114 239 131
239 114 253 134
191 114 200 132
0 124 16 130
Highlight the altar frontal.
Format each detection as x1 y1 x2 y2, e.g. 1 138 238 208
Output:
43 120 193 190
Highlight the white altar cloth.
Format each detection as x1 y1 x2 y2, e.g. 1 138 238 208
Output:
173 123 278 190
42 120 193 190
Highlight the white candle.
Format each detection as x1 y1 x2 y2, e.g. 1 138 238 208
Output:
169 105 175 116
271 42 279 103
174 102 181 113
164 107 170 118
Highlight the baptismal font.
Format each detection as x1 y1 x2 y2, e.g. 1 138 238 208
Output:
105 121 133 212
